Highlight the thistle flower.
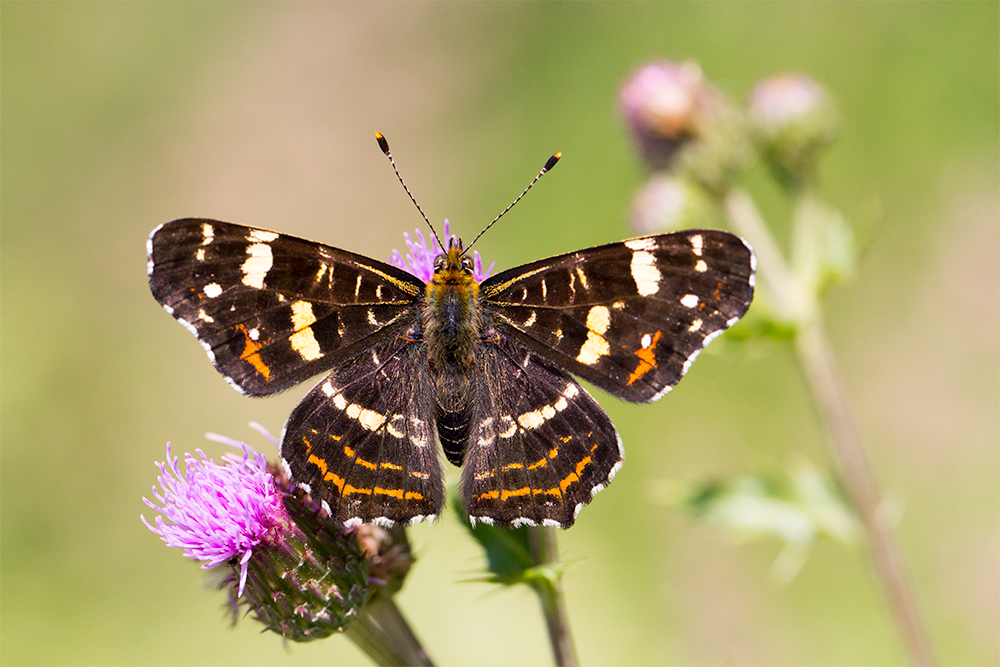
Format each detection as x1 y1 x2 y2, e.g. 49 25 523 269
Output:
620 60 705 169
748 74 839 186
142 443 285 597
142 440 371 641
390 219 494 282
620 60 748 194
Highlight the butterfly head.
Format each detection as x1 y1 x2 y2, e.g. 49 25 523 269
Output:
430 240 477 291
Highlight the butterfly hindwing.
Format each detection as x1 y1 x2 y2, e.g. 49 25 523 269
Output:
279 330 445 527
481 230 755 403
148 219 424 396
462 336 623 528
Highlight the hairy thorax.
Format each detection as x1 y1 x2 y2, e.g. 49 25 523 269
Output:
423 254 481 380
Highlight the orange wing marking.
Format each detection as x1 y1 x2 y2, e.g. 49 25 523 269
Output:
325 471 345 492
307 453 327 475
501 487 531 501
627 330 662 386
308 454 345 493
558 456 593 493
235 323 271 379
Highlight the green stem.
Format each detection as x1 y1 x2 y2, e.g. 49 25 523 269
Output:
793 321 934 666
724 187 935 666
723 187 805 320
345 596 434 666
527 526 578 667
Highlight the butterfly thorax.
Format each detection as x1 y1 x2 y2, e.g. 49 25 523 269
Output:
423 243 483 466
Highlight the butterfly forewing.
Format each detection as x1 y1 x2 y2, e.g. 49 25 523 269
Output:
148 219 424 396
481 230 755 403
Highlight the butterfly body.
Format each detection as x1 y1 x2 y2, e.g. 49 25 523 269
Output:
423 245 482 466
148 218 755 529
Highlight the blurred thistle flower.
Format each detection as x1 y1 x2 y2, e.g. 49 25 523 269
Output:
390 218 494 282
142 439 372 641
620 60 748 194
620 60 704 167
631 174 717 234
748 74 839 186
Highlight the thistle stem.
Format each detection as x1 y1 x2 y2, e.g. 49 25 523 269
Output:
793 321 934 666
527 526 578 667
345 596 434 666
724 187 934 666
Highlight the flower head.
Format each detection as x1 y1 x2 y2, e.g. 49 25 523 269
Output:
621 62 703 137
748 74 839 185
142 438 373 640
142 442 285 597
620 60 748 193
620 61 706 169
390 219 494 282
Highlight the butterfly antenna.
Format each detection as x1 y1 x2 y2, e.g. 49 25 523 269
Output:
376 132 446 251
465 152 561 253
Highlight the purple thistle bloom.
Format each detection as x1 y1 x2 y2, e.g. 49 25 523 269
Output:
620 60 705 169
390 219 494 282
142 442 287 597
142 433 375 640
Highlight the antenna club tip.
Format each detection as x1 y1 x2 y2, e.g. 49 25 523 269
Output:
543 152 561 172
375 132 390 155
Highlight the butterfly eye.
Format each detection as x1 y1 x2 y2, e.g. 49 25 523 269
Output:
460 256 474 273
433 255 446 272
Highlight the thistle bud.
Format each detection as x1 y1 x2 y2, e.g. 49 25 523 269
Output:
748 74 839 185
620 60 705 169
225 491 373 641
355 523 415 599
620 60 748 194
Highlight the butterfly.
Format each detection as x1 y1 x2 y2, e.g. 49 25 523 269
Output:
147 136 755 529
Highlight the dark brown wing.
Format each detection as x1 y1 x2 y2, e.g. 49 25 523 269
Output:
279 330 445 527
480 230 755 403
148 218 424 396
462 337 623 529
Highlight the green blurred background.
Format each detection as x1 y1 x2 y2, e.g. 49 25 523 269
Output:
2 3 997 665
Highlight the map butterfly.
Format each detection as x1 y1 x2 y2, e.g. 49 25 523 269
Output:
147 135 755 529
